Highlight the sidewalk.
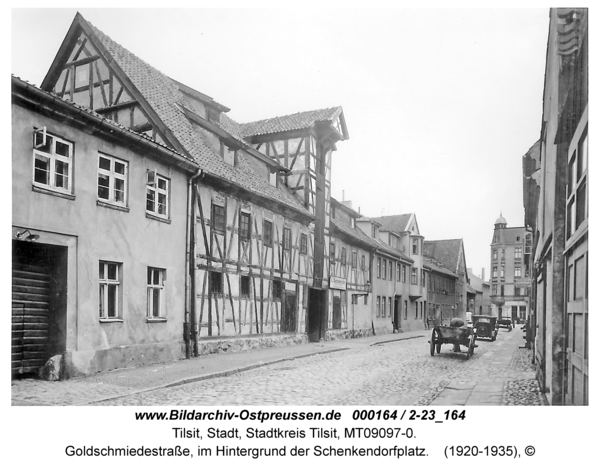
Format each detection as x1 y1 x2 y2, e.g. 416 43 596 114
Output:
11 329 427 406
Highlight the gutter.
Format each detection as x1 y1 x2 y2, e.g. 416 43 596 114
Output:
184 169 204 359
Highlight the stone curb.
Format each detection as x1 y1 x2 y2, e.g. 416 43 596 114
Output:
76 347 350 406
370 334 426 346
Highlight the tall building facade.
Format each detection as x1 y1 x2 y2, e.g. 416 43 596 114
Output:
489 215 532 324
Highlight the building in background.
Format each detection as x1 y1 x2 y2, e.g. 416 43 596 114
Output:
489 215 532 324
524 8 588 405
467 268 491 316
423 239 469 320
424 257 458 326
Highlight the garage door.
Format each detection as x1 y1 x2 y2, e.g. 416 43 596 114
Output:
12 261 51 377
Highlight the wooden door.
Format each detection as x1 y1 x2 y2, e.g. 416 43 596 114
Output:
564 241 588 405
12 258 51 377
332 295 341 329
282 292 297 333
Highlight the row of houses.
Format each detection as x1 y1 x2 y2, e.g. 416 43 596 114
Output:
12 12 473 379
521 8 588 405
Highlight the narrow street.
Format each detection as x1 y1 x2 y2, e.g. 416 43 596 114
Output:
85 327 542 406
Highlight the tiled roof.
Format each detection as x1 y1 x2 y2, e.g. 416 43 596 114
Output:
423 239 464 275
372 214 413 233
423 257 458 278
240 107 343 138
330 218 377 251
86 19 311 218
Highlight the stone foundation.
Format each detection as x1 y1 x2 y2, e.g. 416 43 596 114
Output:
325 328 374 341
196 333 307 355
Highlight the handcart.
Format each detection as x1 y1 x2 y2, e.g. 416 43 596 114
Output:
429 324 477 359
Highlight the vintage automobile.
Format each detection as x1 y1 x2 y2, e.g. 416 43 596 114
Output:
497 314 513 331
472 315 498 341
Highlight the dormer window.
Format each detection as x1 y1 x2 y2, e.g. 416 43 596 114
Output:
207 107 220 123
222 145 236 166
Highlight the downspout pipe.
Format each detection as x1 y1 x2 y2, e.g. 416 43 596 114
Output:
185 169 204 359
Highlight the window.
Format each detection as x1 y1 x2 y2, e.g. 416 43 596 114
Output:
300 234 308 254
341 247 347 266
99 261 121 320
283 227 292 250
403 300 408 320
493 249 498 260
382 259 387 280
415 302 419 319
492 266 498 278
146 172 169 218
524 234 532 254
411 268 418 285
516 236 521 242
381 297 386 317
330 242 336 262
388 298 392 317
515 267 522 278
500 285 505 296
147 267 166 319
239 212 251 241
361 255 366 271
210 271 223 294
412 238 419 255
492 284 497 295
421 270 426 287
514 287 521 297
376 296 381 317
515 247 522 259
402 265 407 283
500 269 505 279
377 257 381 278
263 220 273 246
212 204 226 233
397 264 401 282
352 251 357 269
98 154 128 205
33 129 73 193
389 262 393 281
240 276 250 297
273 280 283 300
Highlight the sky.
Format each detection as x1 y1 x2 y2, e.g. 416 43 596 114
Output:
10 6 552 280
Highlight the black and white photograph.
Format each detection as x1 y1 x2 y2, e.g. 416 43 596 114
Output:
7 3 592 465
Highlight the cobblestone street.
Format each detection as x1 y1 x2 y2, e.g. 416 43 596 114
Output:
84 327 543 407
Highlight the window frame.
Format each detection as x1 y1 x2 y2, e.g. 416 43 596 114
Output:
211 204 226 233
300 233 308 255
239 212 251 241
99 261 122 321
263 220 273 246
411 267 418 285
147 267 166 320
97 153 128 206
210 271 223 294
146 172 170 219
32 129 74 194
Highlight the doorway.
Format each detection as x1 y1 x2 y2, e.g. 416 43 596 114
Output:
307 288 327 342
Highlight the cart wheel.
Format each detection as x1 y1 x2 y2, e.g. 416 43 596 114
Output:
508 325 512 332
467 334 476 359
436 343 441 354
430 329 437 356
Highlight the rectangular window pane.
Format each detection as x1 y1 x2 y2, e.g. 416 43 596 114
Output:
55 140 70 157
99 156 111 171
158 193 167 215
114 161 126 175
99 284 105 317
576 181 586 228
152 288 160 317
98 174 110 199
35 133 53 153
114 178 125 202
146 189 156 212
54 160 69 188
34 154 50 185
108 263 118 280
108 284 117 317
